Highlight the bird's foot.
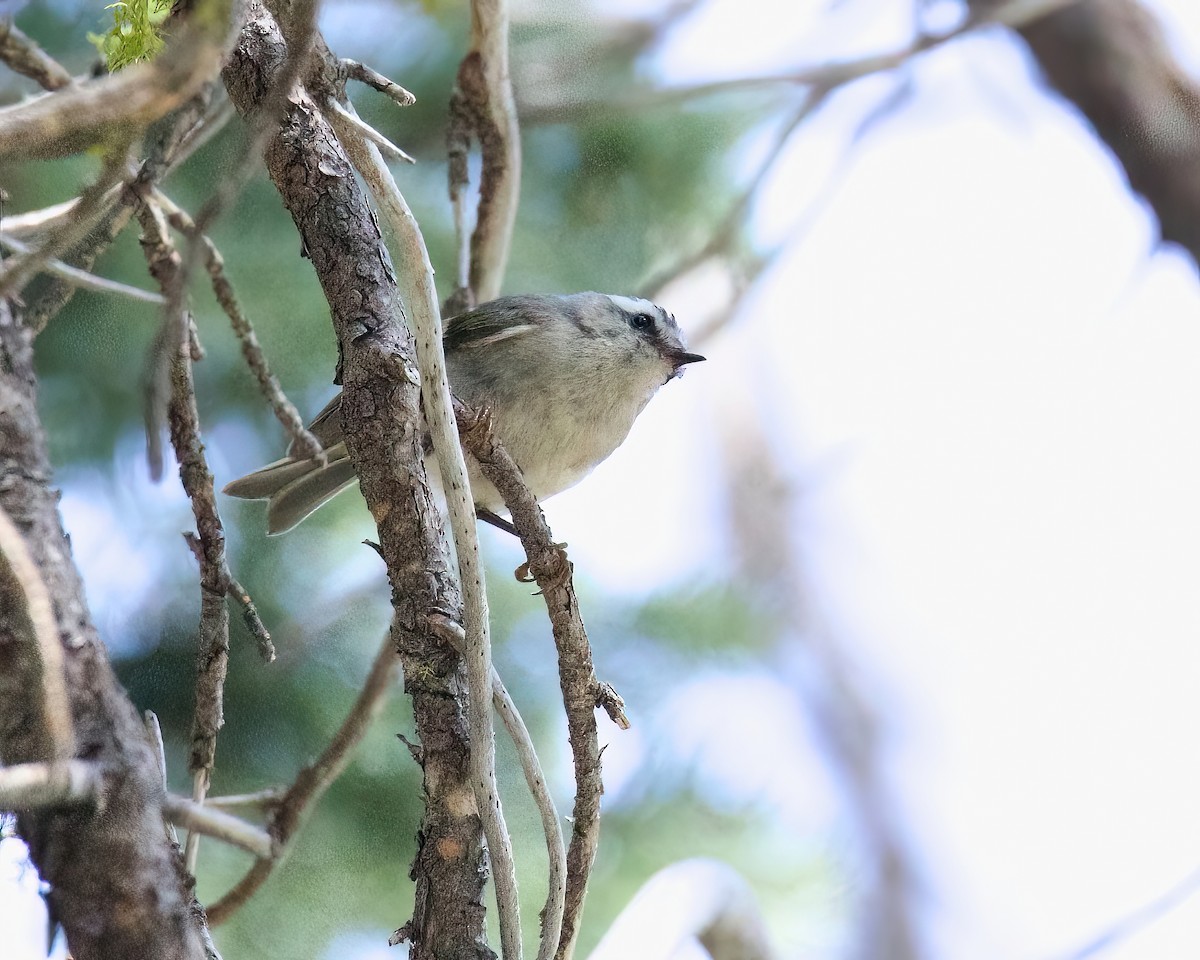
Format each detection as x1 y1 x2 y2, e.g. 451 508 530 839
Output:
514 542 570 587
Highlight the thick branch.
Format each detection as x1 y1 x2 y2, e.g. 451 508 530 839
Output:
0 304 208 958
0 0 234 160
222 8 491 958
973 0 1200 269
336 113 522 960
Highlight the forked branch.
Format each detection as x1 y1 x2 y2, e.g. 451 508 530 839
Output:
457 403 628 960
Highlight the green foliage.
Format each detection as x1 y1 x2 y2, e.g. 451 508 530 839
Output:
629 583 778 656
89 0 171 70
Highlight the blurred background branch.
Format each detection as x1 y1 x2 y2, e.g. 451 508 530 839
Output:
975 0 1200 268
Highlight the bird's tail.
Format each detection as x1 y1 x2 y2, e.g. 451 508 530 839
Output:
223 441 357 535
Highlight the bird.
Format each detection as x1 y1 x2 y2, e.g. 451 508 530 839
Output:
223 292 705 534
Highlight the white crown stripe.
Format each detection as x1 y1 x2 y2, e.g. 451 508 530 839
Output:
605 294 658 316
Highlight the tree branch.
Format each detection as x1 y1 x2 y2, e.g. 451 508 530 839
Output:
0 502 75 760
133 190 236 874
0 299 210 957
342 58 416 107
448 0 522 303
0 233 164 304
0 0 234 161
456 404 628 960
0 20 73 91
429 612 568 960
154 189 322 468
519 0 1082 124
222 8 491 956
205 629 400 924
973 0 1200 269
0 146 133 302
334 109 523 960
162 795 274 860
0 760 99 810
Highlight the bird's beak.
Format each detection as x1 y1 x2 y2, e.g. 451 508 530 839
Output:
666 349 706 381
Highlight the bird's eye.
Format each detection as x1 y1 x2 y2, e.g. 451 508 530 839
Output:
629 313 654 331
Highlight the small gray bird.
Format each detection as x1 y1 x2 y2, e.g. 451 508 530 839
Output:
224 292 705 534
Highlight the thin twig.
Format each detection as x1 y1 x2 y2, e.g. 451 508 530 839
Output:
449 0 522 302
184 532 276 663
204 787 284 809
430 613 567 960
643 69 905 332
686 245 781 349
456 403 626 960
0 760 98 810
134 194 233 875
2 80 231 332
492 673 566 960
0 196 97 239
639 88 827 303
1055 865 1200 960
0 503 74 760
205 632 400 925
225 571 275 663
0 146 131 301
144 710 169 792
0 20 73 91
521 0 1083 124
162 795 274 859
155 189 322 468
325 99 415 163
335 113 523 960
0 233 164 304
446 68 475 312
144 0 320 479
144 710 180 844
144 710 228 960
341 58 416 106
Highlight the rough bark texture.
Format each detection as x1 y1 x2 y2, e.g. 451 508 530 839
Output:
0 301 208 959
456 406 611 960
222 8 492 959
978 0 1200 267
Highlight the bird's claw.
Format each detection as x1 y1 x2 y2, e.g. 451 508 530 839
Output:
514 542 570 588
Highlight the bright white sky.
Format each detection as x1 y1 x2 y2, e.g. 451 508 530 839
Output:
10 2 1200 959
542 1 1200 959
